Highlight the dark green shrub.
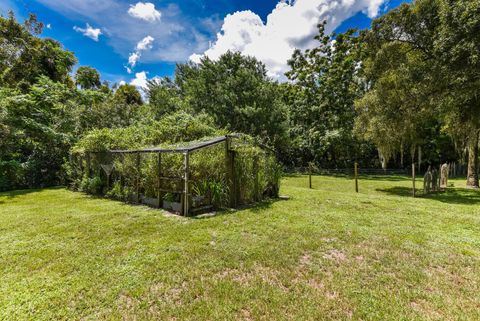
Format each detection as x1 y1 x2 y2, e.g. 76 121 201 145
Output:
79 176 103 195
0 160 25 191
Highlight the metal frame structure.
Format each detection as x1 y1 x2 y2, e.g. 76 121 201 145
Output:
83 135 238 216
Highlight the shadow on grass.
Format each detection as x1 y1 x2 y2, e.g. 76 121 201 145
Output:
0 186 65 200
286 173 411 182
192 197 287 220
376 186 480 205
359 175 409 182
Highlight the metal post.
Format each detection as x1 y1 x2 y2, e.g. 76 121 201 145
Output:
309 162 312 189
183 152 190 216
157 152 162 208
354 162 359 193
225 136 236 207
412 163 416 197
120 153 124 198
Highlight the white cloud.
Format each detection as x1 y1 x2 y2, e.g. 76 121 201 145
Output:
126 35 155 72
136 35 154 51
130 71 148 89
46 23 52 29
73 23 102 41
128 2 161 22
128 52 140 67
190 0 387 79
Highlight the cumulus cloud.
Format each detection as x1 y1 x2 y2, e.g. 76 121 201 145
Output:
136 35 154 50
129 71 161 101
126 36 155 72
190 0 386 79
73 23 102 41
128 2 161 22
130 71 148 88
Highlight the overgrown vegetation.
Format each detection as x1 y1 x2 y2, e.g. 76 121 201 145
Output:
67 115 281 210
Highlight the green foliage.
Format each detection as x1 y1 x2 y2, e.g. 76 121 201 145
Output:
79 175 103 195
146 77 182 118
176 51 289 151
75 66 101 89
0 12 76 90
0 160 24 191
106 181 125 200
355 0 479 183
114 84 143 105
286 23 376 167
72 111 221 154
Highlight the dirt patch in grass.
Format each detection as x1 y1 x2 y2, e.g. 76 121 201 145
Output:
323 249 347 262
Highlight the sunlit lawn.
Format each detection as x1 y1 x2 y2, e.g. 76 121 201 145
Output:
1 175 479 320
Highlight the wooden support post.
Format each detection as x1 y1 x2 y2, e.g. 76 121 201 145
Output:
120 153 125 197
157 152 162 208
412 163 416 198
354 162 359 193
225 136 236 207
446 163 449 187
136 152 141 203
439 164 442 190
183 152 190 216
309 163 312 189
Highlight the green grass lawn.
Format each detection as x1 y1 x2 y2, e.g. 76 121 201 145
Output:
1 175 480 320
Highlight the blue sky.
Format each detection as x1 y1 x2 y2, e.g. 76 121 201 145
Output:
3 0 410 86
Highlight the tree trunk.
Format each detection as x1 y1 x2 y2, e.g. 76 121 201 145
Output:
378 149 386 170
400 145 404 168
466 131 479 188
418 146 422 172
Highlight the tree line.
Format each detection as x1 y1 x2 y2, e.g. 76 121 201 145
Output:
1 0 479 191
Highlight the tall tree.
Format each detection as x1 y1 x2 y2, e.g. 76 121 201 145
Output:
146 76 182 118
114 84 143 105
355 0 480 186
434 0 480 187
176 51 289 151
75 66 101 89
0 12 76 90
286 23 376 167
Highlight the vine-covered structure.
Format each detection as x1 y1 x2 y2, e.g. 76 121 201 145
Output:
68 134 281 216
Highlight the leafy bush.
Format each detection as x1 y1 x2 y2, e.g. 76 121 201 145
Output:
0 160 25 191
79 175 103 195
